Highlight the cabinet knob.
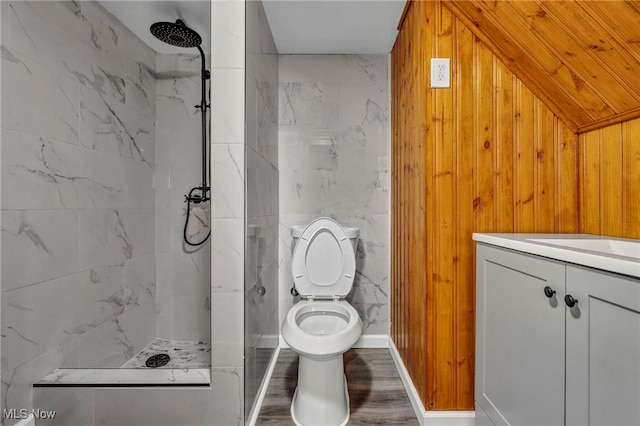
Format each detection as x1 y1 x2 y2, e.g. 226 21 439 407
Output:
564 294 578 308
544 286 556 298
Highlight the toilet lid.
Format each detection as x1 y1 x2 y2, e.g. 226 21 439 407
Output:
291 217 356 299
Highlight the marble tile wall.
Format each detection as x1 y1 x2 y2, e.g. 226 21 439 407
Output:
244 0 279 419
278 55 390 336
155 53 211 342
0 1 156 423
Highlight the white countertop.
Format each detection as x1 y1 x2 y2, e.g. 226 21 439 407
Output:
473 233 640 279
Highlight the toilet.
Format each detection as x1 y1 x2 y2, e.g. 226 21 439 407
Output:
282 217 363 426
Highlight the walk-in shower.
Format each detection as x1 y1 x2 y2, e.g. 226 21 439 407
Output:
151 19 211 246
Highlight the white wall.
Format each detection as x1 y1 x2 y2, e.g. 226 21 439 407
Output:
278 54 391 336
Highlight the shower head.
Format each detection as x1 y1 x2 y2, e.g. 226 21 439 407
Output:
149 19 202 48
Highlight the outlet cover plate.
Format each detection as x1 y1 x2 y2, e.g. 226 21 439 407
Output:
431 58 450 88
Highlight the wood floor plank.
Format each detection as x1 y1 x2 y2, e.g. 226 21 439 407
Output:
256 349 419 425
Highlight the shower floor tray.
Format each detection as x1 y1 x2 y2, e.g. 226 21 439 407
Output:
122 338 210 369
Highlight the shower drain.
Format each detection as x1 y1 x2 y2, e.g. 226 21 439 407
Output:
145 353 170 368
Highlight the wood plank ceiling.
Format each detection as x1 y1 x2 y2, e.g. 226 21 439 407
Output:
445 0 640 133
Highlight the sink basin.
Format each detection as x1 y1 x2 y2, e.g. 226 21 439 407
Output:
528 238 640 260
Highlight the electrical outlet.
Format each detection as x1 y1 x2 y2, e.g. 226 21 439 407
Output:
431 58 450 88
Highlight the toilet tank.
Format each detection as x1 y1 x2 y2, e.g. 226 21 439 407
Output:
290 224 360 254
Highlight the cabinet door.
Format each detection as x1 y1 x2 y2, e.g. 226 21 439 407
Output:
476 244 566 426
565 266 640 426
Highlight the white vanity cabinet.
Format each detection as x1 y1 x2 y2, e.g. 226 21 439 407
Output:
475 242 640 426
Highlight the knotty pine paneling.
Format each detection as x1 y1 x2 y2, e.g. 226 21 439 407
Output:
579 117 640 239
391 0 580 411
446 0 640 133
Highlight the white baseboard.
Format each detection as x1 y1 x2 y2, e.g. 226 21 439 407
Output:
279 334 389 349
389 339 475 426
247 346 281 426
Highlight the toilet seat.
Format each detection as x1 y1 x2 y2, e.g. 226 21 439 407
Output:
291 217 356 299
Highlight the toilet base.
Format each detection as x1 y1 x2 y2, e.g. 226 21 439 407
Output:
291 374 349 426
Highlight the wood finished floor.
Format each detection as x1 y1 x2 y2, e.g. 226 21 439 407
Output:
256 348 419 425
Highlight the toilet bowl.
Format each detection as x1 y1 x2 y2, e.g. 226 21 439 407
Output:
282 217 363 426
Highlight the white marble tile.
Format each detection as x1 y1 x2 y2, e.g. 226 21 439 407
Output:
171 296 210 342
211 219 244 293
79 1 155 71
155 74 201 123
154 117 201 166
1 293 6 374
279 170 322 214
2 128 125 209
34 387 94 426
116 301 157 363
1 1 91 80
71 300 156 368
161 250 211 298
336 125 368 171
212 293 243 368
36 367 210 386
155 250 210 342
125 58 156 115
78 209 132 270
124 158 154 208
79 77 153 164
72 319 132 369
246 147 279 218
352 302 390 335
92 369 242 425
155 257 175 341
211 0 245 69
279 82 323 126
1 48 80 146
321 169 388 215
6 265 123 371
278 126 338 171
1 209 78 291
123 254 156 311
156 53 205 76
279 54 389 85
211 144 244 218
120 208 155 258
211 68 245 144
2 343 70 420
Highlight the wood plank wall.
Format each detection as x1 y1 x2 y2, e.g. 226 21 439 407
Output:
391 0 581 410
579 118 640 239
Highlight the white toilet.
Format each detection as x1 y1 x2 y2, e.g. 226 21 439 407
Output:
282 217 363 426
